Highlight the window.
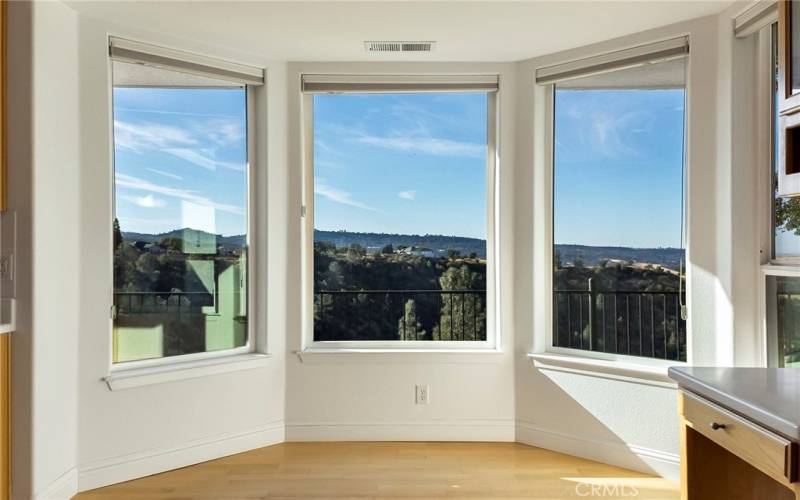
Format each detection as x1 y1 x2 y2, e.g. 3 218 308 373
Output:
764 22 800 367
546 41 688 361
302 76 497 347
110 39 263 364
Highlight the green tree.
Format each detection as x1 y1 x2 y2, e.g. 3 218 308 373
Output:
346 243 366 261
776 196 800 236
315 240 337 254
398 298 425 340
381 244 394 254
113 218 123 250
433 265 486 341
446 249 461 259
158 236 183 252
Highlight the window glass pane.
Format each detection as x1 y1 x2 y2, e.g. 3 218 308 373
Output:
773 23 800 258
112 61 249 363
552 57 687 361
792 0 800 94
767 276 800 367
312 92 488 342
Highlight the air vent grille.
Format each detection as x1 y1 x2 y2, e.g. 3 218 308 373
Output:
365 41 436 53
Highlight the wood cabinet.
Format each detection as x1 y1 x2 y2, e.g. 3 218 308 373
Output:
679 390 800 500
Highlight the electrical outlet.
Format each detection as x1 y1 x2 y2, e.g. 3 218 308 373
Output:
415 384 430 405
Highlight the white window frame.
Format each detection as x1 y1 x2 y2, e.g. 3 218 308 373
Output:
107 39 262 372
533 39 690 369
300 75 501 352
755 21 800 367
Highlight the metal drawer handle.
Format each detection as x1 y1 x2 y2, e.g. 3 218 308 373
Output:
710 422 727 430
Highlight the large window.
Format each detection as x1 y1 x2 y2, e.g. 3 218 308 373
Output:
303 76 497 347
764 22 800 367
110 39 262 364
548 42 688 361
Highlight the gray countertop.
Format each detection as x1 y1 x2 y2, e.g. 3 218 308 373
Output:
668 367 800 441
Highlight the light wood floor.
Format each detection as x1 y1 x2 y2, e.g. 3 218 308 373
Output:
74 442 680 499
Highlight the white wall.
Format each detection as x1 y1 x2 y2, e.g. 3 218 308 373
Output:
72 15 288 493
8 0 762 495
284 62 517 441
514 14 739 480
7 1 81 498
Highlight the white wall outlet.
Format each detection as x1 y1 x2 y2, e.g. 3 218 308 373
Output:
415 384 430 405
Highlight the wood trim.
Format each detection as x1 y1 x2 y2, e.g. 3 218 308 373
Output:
0 3 9 500
0 335 9 500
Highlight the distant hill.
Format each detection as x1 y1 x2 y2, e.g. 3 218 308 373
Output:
123 228 683 268
555 244 683 270
122 229 245 252
314 229 487 258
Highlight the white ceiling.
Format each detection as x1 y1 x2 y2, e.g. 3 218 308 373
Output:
68 1 736 63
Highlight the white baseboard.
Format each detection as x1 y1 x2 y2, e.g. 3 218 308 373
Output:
77 421 285 493
286 419 515 442
31 468 78 500
515 420 680 481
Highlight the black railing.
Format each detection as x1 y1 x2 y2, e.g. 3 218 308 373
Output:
553 285 686 361
115 291 214 318
314 290 487 342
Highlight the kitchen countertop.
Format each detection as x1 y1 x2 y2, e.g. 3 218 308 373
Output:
668 366 800 441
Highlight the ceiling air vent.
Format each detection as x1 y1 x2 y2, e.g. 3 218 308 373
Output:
365 41 436 53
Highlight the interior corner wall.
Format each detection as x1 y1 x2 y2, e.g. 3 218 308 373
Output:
513 13 736 482
284 62 517 442
7 1 81 498
73 15 288 493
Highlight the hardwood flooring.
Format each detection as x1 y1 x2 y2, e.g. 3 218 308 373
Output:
74 442 679 499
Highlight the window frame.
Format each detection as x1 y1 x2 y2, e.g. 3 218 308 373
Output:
535 40 691 368
300 77 501 352
757 21 800 367
108 52 260 372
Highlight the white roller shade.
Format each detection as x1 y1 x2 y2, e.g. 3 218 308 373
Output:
734 1 777 38
109 37 264 86
536 37 688 86
301 74 498 94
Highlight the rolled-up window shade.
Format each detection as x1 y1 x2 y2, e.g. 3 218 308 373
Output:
536 37 688 86
301 74 498 94
109 37 264 86
734 1 777 38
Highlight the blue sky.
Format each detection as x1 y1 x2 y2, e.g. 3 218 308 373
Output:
113 85 685 248
554 88 685 248
313 93 488 240
113 87 248 236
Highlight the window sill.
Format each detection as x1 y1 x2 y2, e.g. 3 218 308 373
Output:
297 348 504 364
527 352 680 387
104 353 272 391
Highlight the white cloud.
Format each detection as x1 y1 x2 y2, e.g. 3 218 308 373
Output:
355 135 485 159
398 190 417 201
122 194 167 209
314 181 379 212
164 148 245 172
146 168 183 180
114 121 196 152
115 173 244 215
321 122 486 160
114 119 246 171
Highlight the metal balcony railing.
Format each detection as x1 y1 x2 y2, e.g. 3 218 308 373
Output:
314 290 487 342
553 284 686 361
